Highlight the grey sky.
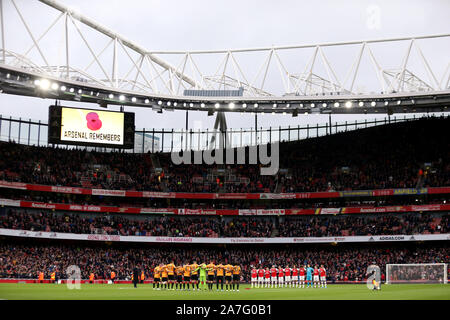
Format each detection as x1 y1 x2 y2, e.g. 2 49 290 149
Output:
0 0 449 131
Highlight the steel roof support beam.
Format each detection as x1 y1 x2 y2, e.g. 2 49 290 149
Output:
39 0 200 89
0 0 5 63
11 0 53 74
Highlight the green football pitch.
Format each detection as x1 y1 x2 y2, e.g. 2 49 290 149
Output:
0 283 449 300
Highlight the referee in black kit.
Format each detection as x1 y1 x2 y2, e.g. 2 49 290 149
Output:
133 266 139 288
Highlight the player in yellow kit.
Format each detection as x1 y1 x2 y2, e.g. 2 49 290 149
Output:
175 265 184 290
153 264 161 290
190 261 199 291
166 261 176 290
215 263 225 291
183 263 191 291
224 263 233 291
206 262 215 291
232 264 241 291
161 264 168 290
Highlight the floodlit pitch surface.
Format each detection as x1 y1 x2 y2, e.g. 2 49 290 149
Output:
0 284 449 300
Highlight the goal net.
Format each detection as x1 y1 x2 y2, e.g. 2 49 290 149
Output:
386 263 447 284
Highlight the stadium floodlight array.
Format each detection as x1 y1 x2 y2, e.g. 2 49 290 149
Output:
385 263 448 284
0 0 449 115
1 66 450 115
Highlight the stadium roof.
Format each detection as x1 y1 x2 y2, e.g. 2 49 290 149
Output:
0 0 449 115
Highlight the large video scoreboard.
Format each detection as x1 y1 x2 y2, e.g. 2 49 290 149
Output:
48 105 135 149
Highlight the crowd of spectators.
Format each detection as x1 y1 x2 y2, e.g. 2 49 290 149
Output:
277 212 449 237
0 241 447 282
0 117 448 286
3 185 446 210
1 209 447 238
0 117 448 193
0 209 273 237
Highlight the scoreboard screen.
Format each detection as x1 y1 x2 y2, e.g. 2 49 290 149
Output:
48 105 135 149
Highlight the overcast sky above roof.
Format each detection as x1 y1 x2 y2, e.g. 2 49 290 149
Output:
0 0 449 132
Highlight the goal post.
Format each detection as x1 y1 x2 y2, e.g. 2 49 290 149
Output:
386 263 447 284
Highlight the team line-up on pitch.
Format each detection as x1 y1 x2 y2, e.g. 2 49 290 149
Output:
41 263 329 290
148 262 242 291
149 263 328 291
251 265 328 288
147 263 328 290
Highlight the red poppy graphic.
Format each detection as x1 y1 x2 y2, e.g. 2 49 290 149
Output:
86 112 102 131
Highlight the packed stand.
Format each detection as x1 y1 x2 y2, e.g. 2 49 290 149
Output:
0 117 448 193
0 209 447 237
0 241 447 282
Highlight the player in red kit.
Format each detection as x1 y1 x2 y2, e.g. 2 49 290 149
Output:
264 267 271 288
251 267 258 288
313 265 320 288
278 266 284 287
270 265 278 288
299 265 306 288
257 267 264 288
320 265 327 288
284 266 292 288
292 265 299 288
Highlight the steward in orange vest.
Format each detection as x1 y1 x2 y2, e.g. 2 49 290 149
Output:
38 272 44 283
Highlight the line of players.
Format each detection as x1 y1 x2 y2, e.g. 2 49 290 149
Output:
152 261 242 291
251 264 327 288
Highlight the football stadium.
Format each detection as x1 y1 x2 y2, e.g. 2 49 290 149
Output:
0 0 449 306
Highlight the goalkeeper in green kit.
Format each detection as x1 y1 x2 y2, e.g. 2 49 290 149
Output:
199 263 207 291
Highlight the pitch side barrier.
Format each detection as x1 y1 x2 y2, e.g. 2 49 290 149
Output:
0 228 448 244
0 180 449 200
1 198 450 216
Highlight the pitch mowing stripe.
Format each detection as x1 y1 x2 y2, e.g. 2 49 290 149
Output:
0 284 448 300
